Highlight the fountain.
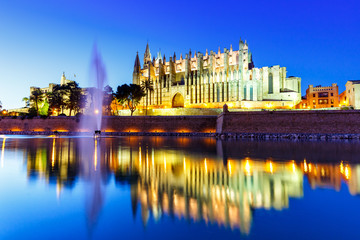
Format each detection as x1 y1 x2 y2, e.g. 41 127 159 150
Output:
82 45 107 136
78 45 108 235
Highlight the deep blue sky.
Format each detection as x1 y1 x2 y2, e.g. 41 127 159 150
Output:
0 0 359 109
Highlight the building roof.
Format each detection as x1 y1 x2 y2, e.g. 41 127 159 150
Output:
348 80 360 84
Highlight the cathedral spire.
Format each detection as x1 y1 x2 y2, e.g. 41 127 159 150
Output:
144 42 151 64
133 52 141 84
134 52 141 71
239 37 244 50
157 49 162 60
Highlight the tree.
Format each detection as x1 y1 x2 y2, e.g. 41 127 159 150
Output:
62 81 86 116
30 88 44 116
0 100 2 110
103 85 114 115
141 79 154 116
115 84 145 116
22 97 30 108
46 89 63 116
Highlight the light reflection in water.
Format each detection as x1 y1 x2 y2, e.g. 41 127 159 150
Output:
2 136 360 235
1 137 6 168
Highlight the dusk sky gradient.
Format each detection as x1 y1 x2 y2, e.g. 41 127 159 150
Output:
0 0 359 109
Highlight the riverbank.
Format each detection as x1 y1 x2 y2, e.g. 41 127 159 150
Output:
1 110 360 140
1 131 360 141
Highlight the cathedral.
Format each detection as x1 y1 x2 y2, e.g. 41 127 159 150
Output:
132 39 301 111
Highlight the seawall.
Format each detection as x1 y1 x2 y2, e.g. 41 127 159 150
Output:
217 110 360 134
0 115 217 134
0 111 360 140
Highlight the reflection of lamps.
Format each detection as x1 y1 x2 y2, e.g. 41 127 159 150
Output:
94 139 98 170
245 160 251 175
1 138 6 168
344 166 351 180
304 160 308 172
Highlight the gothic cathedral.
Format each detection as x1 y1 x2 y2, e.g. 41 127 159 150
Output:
132 39 301 110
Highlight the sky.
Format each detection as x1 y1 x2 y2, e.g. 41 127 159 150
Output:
0 0 359 109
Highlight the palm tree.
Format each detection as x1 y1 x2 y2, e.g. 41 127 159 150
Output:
61 81 85 116
46 91 62 115
30 88 44 115
22 97 30 108
141 79 154 116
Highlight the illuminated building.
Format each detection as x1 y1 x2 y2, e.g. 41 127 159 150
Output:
1 136 358 235
30 72 74 97
339 90 348 107
28 72 77 115
297 84 339 109
345 80 360 109
303 163 342 191
27 72 99 116
113 145 304 234
132 39 301 113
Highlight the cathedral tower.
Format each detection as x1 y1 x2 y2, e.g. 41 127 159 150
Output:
143 42 152 68
133 52 141 85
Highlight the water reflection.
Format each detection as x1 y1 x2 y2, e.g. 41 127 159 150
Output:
2 136 360 235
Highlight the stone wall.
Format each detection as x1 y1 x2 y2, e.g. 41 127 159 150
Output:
0 117 81 132
217 110 360 134
1 110 360 135
104 116 217 133
0 116 217 133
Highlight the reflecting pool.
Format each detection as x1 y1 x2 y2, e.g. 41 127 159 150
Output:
0 136 360 239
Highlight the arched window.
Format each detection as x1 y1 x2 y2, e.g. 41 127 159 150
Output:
250 85 253 101
268 73 273 94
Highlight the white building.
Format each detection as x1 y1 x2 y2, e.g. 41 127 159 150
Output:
345 80 360 109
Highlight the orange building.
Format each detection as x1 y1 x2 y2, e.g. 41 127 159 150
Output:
339 90 348 106
296 84 339 109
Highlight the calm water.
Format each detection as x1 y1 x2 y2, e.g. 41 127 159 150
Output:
0 136 360 240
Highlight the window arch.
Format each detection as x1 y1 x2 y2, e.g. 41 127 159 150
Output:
250 85 253 100
268 73 273 94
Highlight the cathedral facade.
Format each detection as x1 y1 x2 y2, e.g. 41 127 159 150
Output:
133 39 301 110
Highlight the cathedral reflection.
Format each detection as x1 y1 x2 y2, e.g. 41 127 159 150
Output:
7 136 360 234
